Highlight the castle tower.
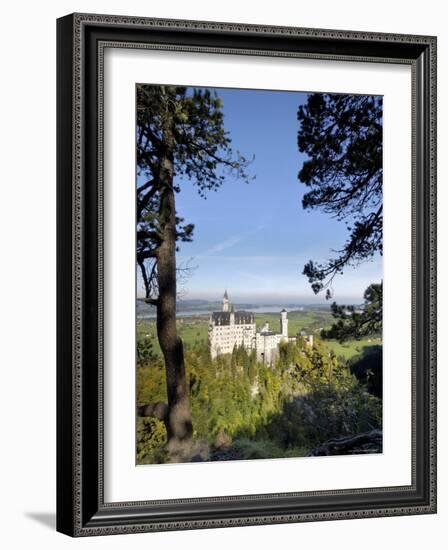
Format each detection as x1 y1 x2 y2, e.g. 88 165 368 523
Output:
222 289 229 312
230 305 235 325
280 309 288 339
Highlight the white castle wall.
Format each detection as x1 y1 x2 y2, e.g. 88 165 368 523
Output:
209 322 256 358
208 293 297 363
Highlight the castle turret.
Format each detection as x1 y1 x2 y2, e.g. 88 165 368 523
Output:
280 309 288 339
230 305 235 325
222 289 229 312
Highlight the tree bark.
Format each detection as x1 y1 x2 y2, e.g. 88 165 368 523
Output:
155 111 193 461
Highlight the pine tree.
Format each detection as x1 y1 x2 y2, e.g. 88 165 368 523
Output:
137 85 252 458
297 93 382 297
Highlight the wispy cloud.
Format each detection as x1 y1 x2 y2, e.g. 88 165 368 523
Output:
203 235 246 255
180 254 299 263
200 223 266 256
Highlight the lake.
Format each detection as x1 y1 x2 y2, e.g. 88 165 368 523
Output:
136 303 306 319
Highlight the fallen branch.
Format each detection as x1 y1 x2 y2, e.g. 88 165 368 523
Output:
308 429 382 456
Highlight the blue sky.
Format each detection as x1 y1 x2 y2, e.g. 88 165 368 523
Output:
138 86 382 304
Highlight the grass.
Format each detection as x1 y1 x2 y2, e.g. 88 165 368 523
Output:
137 316 209 356
137 309 382 361
323 337 382 360
253 310 333 335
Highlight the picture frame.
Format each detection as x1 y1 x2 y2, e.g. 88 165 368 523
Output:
56 13 437 537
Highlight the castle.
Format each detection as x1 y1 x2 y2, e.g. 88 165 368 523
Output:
208 291 312 363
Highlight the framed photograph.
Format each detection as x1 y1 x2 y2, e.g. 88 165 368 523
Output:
57 13 437 536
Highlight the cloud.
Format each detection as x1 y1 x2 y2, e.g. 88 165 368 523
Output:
200 223 266 256
203 235 246 255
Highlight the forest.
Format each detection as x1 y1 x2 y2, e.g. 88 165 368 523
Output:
136 329 382 464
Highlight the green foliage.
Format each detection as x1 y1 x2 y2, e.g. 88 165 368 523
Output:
323 283 383 341
137 85 253 198
136 85 253 301
136 417 168 464
136 336 157 367
137 331 382 464
137 361 166 405
297 93 383 296
264 382 381 450
349 345 383 398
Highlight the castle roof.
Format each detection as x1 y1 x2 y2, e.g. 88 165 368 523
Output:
223 289 228 299
211 311 254 325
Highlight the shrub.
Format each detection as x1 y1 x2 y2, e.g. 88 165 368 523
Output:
136 417 168 464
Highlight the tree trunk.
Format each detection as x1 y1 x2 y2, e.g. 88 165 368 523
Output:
156 112 193 461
